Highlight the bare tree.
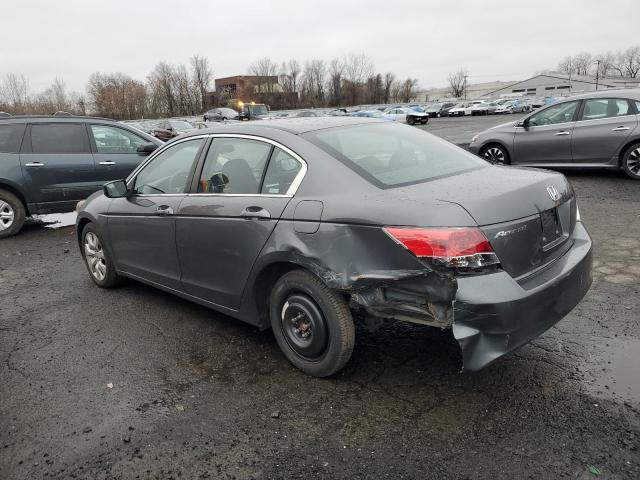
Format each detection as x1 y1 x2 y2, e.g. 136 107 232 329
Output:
594 51 617 77
447 69 467 98
557 56 575 75
399 78 419 103
572 52 593 76
618 46 640 78
327 58 344 106
249 57 278 93
300 59 326 107
383 72 395 104
87 72 148 119
279 59 301 107
191 55 213 112
0 73 30 113
342 53 374 105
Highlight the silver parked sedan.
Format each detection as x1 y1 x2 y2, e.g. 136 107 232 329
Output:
469 89 640 180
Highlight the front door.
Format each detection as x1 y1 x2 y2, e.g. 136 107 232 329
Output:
571 98 637 164
513 100 579 165
107 137 205 290
177 137 304 310
88 123 155 186
19 122 95 211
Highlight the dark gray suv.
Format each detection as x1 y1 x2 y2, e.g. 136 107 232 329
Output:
0 116 161 238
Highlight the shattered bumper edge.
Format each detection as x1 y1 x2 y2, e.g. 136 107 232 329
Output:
453 222 593 371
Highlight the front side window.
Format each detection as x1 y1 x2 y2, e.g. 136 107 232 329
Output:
528 101 578 126
198 138 272 194
306 123 486 188
582 99 631 120
133 139 203 194
91 125 148 153
30 123 87 153
261 148 302 195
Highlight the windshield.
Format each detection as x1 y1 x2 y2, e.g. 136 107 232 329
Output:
249 105 268 115
305 123 486 188
169 120 194 130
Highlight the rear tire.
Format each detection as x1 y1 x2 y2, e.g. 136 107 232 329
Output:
269 269 355 377
0 189 26 239
81 224 122 288
481 144 510 165
622 142 640 180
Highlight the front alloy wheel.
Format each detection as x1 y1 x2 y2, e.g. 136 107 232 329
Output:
623 144 640 180
0 201 15 233
81 225 121 288
482 145 509 165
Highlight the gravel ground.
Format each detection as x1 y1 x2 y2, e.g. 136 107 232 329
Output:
1 116 639 479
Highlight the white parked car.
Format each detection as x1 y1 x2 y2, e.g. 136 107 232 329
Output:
448 103 476 116
494 101 515 114
383 107 429 125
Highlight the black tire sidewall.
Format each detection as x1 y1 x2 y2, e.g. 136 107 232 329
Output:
81 224 121 288
482 144 510 165
269 270 354 377
0 189 26 239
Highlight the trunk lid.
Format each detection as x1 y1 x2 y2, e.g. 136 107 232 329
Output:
395 166 577 278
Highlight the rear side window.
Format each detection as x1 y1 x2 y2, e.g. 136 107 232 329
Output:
261 147 302 194
306 123 486 188
30 124 87 153
0 124 25 153
582 99 631 120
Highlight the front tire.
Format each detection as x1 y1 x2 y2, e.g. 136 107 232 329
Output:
622 142 640 180
0 189 26 239
408 116 416 125
481 144 510 165
269 269 355 377
81 224 122 288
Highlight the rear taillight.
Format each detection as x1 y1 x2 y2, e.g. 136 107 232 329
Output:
383 226 500 269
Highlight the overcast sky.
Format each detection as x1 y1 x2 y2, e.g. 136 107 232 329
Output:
1 0 636 94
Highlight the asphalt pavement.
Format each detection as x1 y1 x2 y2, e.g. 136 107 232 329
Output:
1 115 639 479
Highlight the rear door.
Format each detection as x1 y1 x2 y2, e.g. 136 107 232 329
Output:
512 100 579 164
176 136 305 310
571 98 637 164
88 123 154 185
19 122 95 210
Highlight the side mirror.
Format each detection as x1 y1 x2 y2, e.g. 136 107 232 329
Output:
137 142 158 155
103 179 129 198
516 118 528 128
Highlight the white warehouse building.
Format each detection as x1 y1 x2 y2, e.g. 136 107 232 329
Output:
482 73 640 99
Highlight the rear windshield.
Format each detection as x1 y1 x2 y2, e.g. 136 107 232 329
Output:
305 123 486 188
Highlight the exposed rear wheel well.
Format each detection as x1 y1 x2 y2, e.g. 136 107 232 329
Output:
0 183 29 216
253 262 310 328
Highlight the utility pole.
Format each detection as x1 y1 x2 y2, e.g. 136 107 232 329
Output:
595 59 601 90
463 74 468 100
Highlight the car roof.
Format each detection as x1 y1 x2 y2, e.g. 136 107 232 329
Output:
559 88 640 102
0 115 121 124
178 116 384 137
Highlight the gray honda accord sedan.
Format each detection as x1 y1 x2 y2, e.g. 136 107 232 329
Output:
469 89 640 180
76 117 593 377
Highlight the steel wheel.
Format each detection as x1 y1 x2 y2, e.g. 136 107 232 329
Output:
84 232 107 281
482 146 508 165
0 200 15 232
280 294 328 359
625 147 640 178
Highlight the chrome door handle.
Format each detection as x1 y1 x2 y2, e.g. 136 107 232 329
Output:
25 162 45 167
99 161 116 165
612 126 630 132
156 205 174 215
554 131 570 136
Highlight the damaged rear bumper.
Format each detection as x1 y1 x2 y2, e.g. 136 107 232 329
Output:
453 222 593 370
